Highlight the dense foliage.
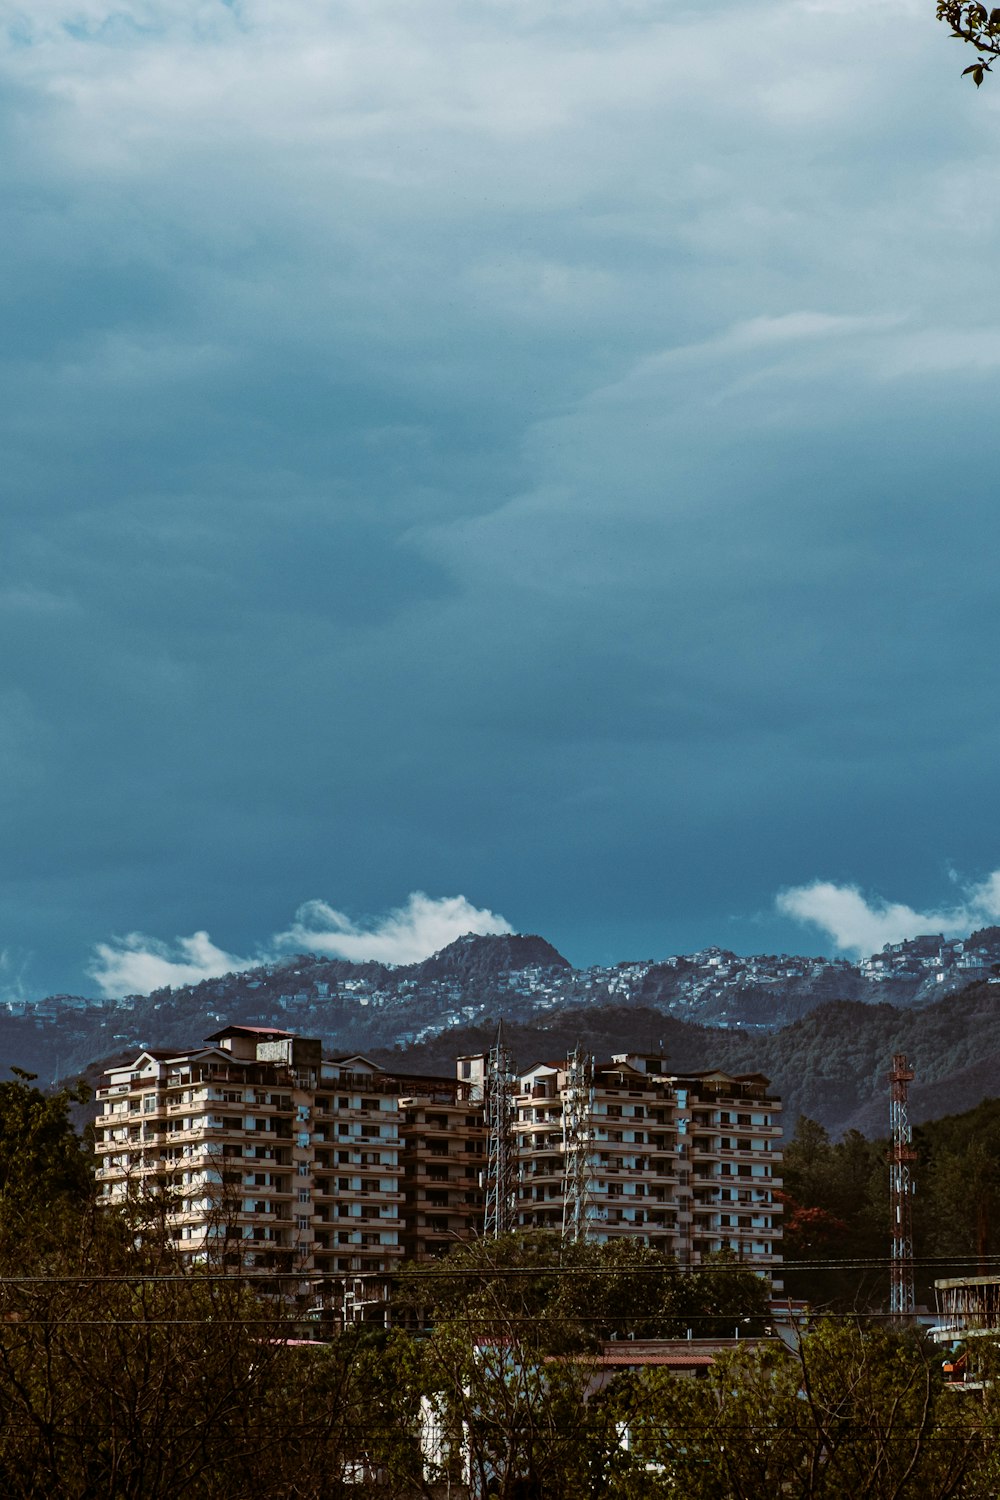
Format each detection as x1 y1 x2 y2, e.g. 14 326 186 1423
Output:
781 1097 1000 1309
615 1322 994 1499
937 2 1000 84
3 1071 1000 1495
400 1231 770 1350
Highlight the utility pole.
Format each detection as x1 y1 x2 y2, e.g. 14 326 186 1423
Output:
483 1024 517 1239
561 1045 595 1244
888 1052 917 1320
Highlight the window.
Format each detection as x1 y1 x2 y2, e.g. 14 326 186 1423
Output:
298 1189 310 1204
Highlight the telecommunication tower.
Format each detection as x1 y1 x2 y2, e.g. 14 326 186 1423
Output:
561 1046 595 1244
888 1052 917 1320
483 1025 517 1239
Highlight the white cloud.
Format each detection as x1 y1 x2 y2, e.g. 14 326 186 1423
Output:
0 948 33 1006
776 872 1000 957
89 930 254 999
276 891 514 964
87 892 514 997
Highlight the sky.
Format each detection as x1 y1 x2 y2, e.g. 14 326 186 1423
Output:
4 0 1000 1000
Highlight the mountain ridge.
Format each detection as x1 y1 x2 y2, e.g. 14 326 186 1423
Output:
5 926 1000 1136
8 924 1000 1084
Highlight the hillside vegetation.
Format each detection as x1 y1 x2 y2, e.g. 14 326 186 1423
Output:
378 980 1000 1138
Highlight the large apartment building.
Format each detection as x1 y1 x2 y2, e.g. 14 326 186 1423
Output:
95 1027 781 1291
94 1024 484 1281
512 1052 782 1279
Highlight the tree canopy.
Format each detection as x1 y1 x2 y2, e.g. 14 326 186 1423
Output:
938 2 1000 84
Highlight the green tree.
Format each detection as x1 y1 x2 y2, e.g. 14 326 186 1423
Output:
398 1234 770 1497
915 1098 1000 1275
781 1116 887 1309
937 2 1000 85
611 1321 987 1499
0 1069 93 1260
401 1231 770 1351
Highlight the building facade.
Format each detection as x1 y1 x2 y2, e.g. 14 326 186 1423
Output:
95 1028 781 1293
512 1053 782 1279
94 1024 484 1289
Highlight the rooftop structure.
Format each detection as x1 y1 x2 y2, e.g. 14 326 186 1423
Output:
932 1274 1000 1344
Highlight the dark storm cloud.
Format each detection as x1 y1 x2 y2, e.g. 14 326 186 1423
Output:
2 0 1000 994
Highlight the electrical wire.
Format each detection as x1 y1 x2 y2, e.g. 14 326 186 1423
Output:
0 1251 995 1281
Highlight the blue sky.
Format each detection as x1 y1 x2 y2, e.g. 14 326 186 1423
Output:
4 0 1000 999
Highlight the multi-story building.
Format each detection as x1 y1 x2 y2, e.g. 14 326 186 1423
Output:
95 1028 781 1295
95 1026 404 1278
512 1052 782 1280
94 1024 485 1288
398 1086 485 1259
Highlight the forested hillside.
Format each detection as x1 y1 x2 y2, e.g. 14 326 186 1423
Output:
378 979 1000 1137
781 1095 1000 1310
12 928 1000 1093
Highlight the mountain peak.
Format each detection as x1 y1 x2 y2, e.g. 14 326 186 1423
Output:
412 931 572 982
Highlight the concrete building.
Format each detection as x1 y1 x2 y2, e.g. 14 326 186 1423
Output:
95 1029 781 1299
399 1086 485 1259
94 1024 485 1296
512 1052 782 1279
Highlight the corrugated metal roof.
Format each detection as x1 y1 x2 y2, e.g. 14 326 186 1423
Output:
593 1353 714 1367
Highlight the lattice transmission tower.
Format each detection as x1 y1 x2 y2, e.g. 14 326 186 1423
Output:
483 1024 517 1239
888 1052 917 1320
561 1045 595 1244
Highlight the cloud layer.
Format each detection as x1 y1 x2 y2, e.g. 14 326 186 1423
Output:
4 0 1000 992
776 872 1000 957
89 931 254 999
87 892 514 998
276 892 513 965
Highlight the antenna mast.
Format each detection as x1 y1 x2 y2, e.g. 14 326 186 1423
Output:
888 1052 916 1320
484 1025 517 1239
561 1045 595 1244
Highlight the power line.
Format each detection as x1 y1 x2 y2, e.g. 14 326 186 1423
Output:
0 1250 998 1283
